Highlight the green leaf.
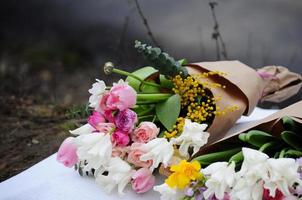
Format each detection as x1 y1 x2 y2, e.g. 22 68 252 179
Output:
282 116 300 132
159 74 174 89
178 58 188 65
156 94 181 130
193 148 241 166
280 131 302 150
134 40 188 77
239 130 274 148
126 66 160 93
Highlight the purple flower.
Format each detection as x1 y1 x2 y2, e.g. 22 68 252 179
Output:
115 109 137 133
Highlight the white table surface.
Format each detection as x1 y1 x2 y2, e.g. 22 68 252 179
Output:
0 107 278 200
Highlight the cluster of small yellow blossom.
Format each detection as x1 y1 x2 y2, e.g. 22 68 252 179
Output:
164 117 185 139
164 72 238 139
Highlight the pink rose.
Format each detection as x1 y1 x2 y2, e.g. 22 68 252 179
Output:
115 109 137 133
111 130 130 147
106 82 136 111
131 168 155 194
132 122 159 143
96 123 115 134
112 146 129 159
57 137 78 167
88 111 105 129
127 143 152 168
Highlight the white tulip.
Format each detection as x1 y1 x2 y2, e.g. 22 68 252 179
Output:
88 79 106 110
139 138 174 171
76 132 112 171
171 119 209 157
203 161 236 199
96 157 135 196
264 158 302 197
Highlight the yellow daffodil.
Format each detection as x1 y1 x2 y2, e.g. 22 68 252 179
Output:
165 160 203 189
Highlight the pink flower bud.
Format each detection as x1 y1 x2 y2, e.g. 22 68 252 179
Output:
57 137 78 167
132 168 155 194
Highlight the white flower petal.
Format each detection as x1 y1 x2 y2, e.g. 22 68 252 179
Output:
171 119 209 157
88 79 106 109
69 123 94 135
96 157 134 196
203 161 236 199
139 138 174 171
76 133 112 171
153 183 184 200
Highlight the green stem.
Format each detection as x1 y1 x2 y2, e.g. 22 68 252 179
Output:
137 106 155 116
138 115 155 121
193 148 241 165
112 68 161 88
137 93 172 101
279 148 287 158
285 149 302 157
136 101 158 105
152 115 156 123
259 142 276 152
229 151 243 164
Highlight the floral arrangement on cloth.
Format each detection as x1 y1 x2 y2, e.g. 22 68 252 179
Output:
56 41 302 199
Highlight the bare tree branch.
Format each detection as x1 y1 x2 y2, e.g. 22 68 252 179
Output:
133 0 161 48
209 2 228 60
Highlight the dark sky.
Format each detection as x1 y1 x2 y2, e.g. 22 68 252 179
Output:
0 0 301 73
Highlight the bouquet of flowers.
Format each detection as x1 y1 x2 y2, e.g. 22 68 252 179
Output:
56 41 302 199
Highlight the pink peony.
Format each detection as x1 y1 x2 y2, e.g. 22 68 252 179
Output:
96 123 115 134
88 111 105 129
131 168 155 194
111 130 130 147
115 109 137 133
112 146 129 159
106 81 137 111
57 137 78 167
132 122 159 143
127 143 152 168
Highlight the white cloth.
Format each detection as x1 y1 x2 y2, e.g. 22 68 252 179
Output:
0 107 278 200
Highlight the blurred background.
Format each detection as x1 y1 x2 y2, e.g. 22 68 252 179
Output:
0 0 301 181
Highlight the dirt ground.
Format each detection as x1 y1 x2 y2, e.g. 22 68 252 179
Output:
0 95 72 181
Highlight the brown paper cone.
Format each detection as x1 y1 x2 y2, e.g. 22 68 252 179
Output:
186 60 264 144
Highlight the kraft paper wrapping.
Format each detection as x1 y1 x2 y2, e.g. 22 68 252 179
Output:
186 60 264 144
194 100 302 156
257 65 302 103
